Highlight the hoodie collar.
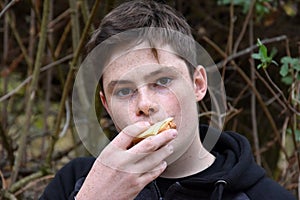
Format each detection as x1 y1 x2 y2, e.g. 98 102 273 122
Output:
182 125 266 187
167 125 265 199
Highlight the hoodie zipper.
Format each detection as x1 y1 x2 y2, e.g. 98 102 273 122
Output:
153 180 164 200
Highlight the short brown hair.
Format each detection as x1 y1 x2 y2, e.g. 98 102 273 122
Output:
87 0 193 51
88 0 197 92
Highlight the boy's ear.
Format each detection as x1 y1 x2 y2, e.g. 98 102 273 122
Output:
193 65 207 101
100 91 111 115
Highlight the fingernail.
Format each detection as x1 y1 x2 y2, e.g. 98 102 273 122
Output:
161 161 167 168
170 129 178 138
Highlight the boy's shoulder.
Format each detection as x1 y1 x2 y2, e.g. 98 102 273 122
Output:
39 157 96 200
58 157 96 177
246 176 296 200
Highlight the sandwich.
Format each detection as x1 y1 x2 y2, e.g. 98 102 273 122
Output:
132 117 176 145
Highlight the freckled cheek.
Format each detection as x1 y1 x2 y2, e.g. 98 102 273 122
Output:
109 99 132 129
157 93 180 111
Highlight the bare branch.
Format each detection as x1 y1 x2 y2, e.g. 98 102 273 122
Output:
46 0 102 166
10 0 51 183
0 54 73 103
59 100 71 138
0 0 18 18
232 0 256 54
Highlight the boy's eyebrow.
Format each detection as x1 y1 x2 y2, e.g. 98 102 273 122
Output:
107 66 176 91
107 80 133 91
144 66 175 80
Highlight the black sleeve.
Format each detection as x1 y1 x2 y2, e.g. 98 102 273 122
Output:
39 157 95 200
246 176 297 200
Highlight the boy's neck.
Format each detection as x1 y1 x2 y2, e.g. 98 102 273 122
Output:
160 133 215 179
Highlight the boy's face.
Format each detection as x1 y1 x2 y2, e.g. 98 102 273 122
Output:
100 47 207 163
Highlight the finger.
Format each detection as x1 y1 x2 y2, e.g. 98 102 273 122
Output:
138 161 167 185
98 144 146 172
137 144 173 171
99 143 173 174
129 129 177 153
111 121 150 149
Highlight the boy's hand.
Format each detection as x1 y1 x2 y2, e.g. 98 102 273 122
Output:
76 121 177 200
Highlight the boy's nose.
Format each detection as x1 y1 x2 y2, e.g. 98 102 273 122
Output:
135 87 158 116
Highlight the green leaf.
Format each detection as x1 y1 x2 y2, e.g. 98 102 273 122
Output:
280 64 289 77
280 56 292 64
254 38 278 69
257 38 263 46
281 76 293 85
259 44 268 58
251 53 261 60
280 56 300 71
257 63 263 69
292 59 300 71
280 56 291 65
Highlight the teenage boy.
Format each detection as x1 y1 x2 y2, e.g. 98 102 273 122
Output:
40 1 296 199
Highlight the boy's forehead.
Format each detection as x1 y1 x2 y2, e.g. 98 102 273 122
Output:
109 48 158 68
102 47 187 79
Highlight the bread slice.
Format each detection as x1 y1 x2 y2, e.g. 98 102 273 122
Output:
132 117 176 145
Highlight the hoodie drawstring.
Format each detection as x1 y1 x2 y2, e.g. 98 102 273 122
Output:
211 180 227 200
153 180 164 200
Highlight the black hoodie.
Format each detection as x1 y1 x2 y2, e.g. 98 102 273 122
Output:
40 125 296 200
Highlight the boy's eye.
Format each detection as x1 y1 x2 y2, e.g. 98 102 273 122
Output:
156 77 172 86
115 88 134 97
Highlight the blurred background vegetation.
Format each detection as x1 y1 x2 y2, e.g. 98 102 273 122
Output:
0 0 299 199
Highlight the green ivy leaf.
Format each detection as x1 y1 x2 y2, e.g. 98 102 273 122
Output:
281 76 293 85
280 64 289 77
280 56 292 64
292 59 300 71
